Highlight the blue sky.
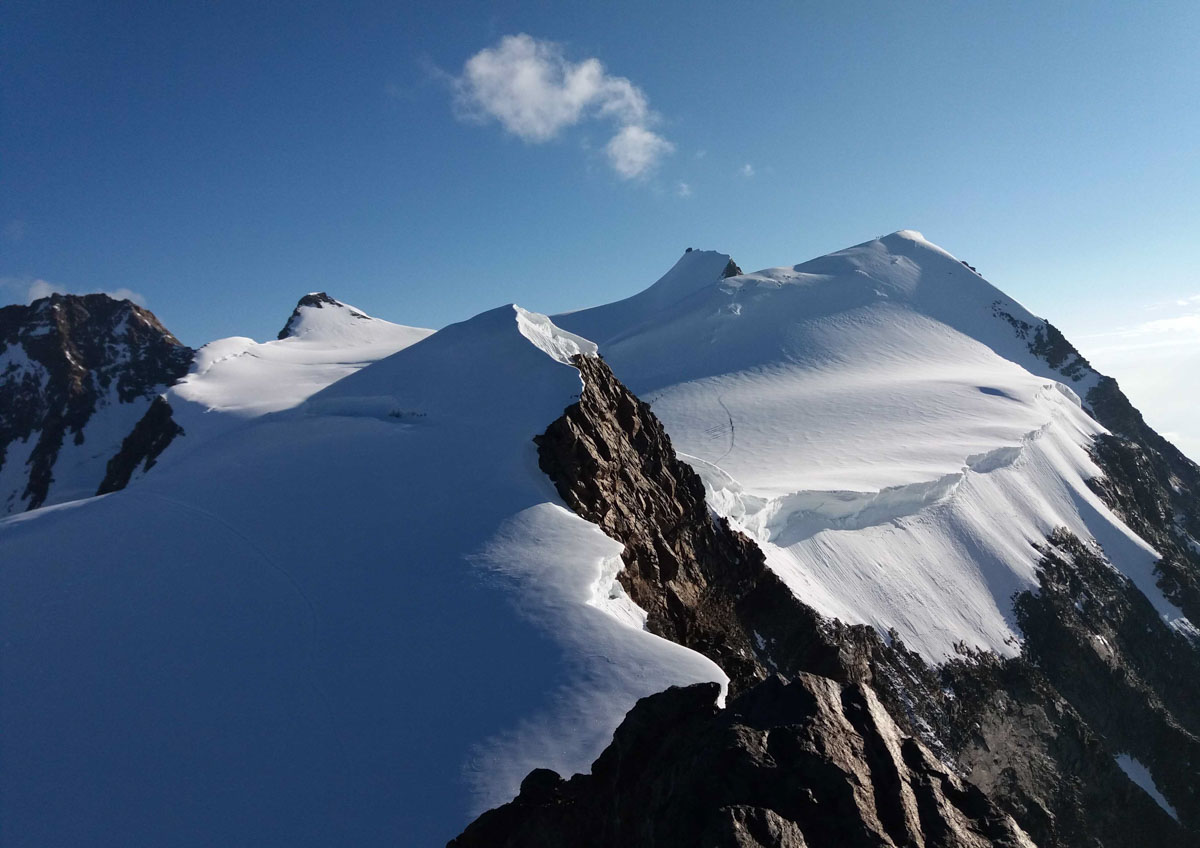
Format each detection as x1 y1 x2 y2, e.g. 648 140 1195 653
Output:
2 1 1197 452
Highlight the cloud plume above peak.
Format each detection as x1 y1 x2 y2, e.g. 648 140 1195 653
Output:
453 34 672 179
0 276 146 307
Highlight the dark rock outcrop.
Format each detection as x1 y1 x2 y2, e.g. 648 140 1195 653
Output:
97 396 185 494
452 676 1033 848
1085 390 1200 622
0 293 192 511
1012 532 1200 830
990 304 1092 384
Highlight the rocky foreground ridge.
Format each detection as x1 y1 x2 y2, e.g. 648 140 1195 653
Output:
455 347 1200 846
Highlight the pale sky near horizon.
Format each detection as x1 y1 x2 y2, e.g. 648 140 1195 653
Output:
2 1 1197 456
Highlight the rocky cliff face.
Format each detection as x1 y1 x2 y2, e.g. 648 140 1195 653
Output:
453 676 1033 848
0 294 192 511
456 352 1200 847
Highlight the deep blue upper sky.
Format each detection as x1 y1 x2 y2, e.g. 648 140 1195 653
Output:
2 1 1198 450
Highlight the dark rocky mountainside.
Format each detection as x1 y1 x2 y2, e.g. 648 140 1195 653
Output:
1007 304 1200 637
454 677 1033 848
0 293 192 512
455 352 1200 847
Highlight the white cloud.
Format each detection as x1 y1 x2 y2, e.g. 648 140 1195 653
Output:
740 163 755 178
453 34 672 179
1085 308 1200 356
1081 303 1200 461
105 287 148 306
25 279 65 301
0 276 146 307
606 125 675 180
676 181 692 198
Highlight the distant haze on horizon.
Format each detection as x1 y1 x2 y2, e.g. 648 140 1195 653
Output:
2 1 1196 456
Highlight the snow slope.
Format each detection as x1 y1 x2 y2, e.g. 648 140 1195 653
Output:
171 294 432 418
0 305 723 846
144 295 434 479
556 231 1188 660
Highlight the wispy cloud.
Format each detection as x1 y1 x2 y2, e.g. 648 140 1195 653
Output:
452 34 673 179
25 279 62 302
1082 305 1200 359
740 163 755 178
606 125 675 180
676 181 692 198
1081 302 1200 461
0 276 147 307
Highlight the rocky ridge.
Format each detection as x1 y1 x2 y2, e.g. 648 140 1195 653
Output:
457 346 1200 846
453 675 1033 848
0 294 192 511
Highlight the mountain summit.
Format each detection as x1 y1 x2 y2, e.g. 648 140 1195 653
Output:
277 291 380 341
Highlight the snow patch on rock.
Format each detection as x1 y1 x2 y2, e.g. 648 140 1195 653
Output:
1115 754 1179 822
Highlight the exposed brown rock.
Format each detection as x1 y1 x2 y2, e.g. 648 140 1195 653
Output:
451 676 1033 848
0 293 192 510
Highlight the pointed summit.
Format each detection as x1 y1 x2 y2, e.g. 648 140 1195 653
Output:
277 291 371 340
168 293 434 419
555 249 738 347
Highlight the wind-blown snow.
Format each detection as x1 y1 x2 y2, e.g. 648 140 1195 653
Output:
556 232 1188 660
0 304 723 845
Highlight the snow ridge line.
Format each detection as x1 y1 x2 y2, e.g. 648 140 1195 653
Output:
689 423 1068 548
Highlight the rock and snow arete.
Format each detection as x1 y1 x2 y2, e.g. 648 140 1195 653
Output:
1 232 1196 844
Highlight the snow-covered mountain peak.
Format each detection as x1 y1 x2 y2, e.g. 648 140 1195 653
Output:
169 295 434 420
307 304 595 421
276 291 403 343
4 235 1200 845
552 232 1185 662
637 249 743 304
552 249 740 349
